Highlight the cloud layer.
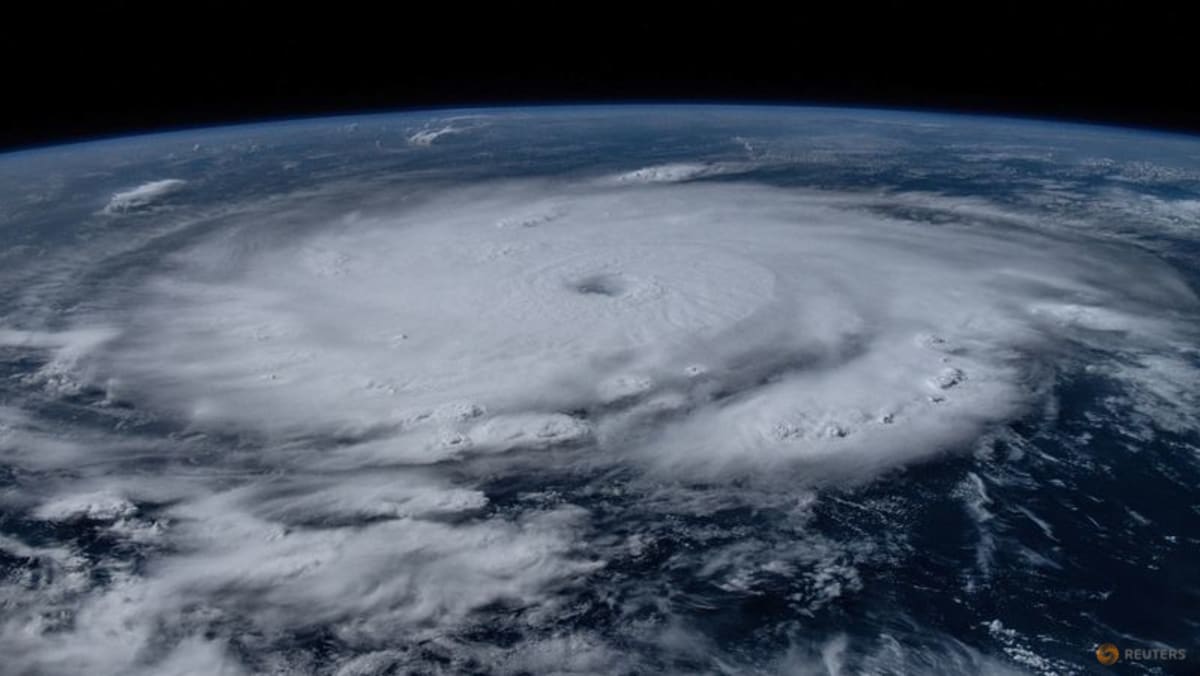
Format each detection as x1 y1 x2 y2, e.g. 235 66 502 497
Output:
102 178 186 213
2 167 1198 674
75 180 1199 478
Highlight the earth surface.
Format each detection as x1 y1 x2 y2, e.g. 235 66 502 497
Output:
0 106 1198 675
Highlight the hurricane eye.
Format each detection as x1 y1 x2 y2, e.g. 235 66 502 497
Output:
571 273 626 297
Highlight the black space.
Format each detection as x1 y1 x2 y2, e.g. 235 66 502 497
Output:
2 2 1198 151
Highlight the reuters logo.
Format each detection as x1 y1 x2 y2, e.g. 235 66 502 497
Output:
1096 643 1120 665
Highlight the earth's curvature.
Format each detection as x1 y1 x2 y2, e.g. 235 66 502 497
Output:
0 106 1197 675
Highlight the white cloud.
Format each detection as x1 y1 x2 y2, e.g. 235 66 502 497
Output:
407 125 460 146
34 490 137 521
0 487 599 675
102 178 186 213
4 172 1198 673
607 162 732 183
406 117 489 146
58 181 1198 480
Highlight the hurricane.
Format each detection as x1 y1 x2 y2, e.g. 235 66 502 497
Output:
1 106 1197 675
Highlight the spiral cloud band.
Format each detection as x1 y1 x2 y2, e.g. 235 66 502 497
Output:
2 141 1198 674
78 179 1195 478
